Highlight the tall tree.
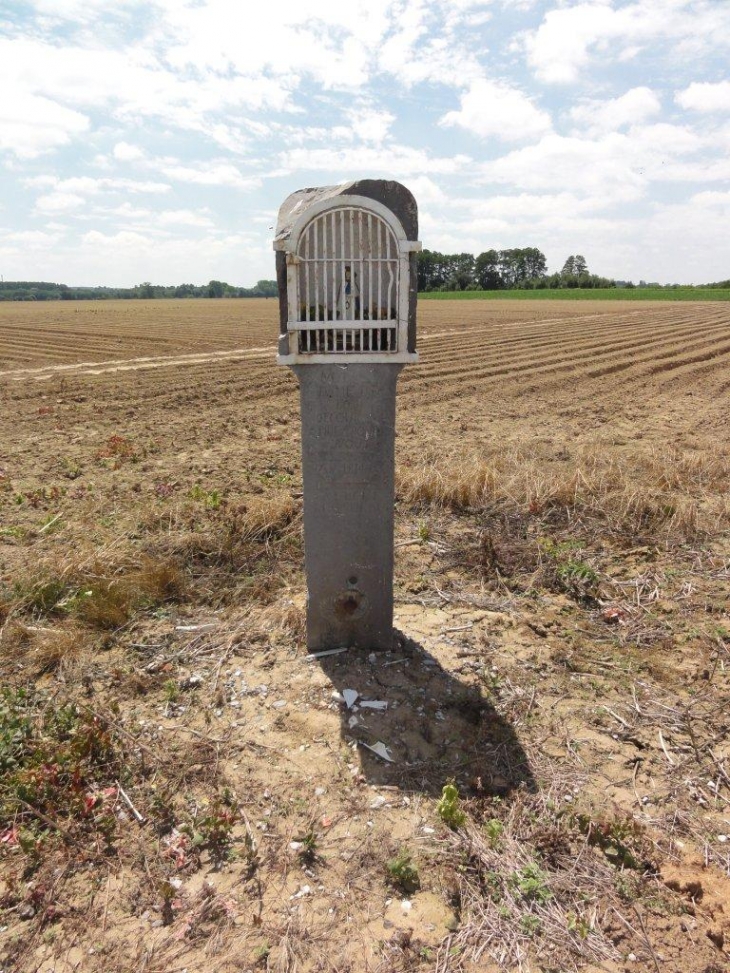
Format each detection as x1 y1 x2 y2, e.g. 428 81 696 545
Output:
475 249 502 289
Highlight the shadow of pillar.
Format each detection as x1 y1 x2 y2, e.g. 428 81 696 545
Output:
315 630 536 798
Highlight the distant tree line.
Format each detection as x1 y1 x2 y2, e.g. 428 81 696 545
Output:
0 279 278 301
417 249 615 291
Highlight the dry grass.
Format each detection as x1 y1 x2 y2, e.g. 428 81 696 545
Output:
434 778 672 973
5 554 187 630
397 446 730 542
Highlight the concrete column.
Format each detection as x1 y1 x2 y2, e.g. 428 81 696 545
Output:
292 362 403 652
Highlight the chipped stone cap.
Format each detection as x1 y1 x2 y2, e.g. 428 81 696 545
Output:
273 180 418 248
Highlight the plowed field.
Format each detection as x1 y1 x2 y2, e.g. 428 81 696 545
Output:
1 299 728 973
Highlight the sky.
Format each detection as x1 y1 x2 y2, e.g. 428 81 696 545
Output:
1 0 729 288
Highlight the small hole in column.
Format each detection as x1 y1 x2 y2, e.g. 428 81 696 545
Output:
348 575 358 587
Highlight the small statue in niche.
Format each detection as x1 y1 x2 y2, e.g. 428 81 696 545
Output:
338 265 360 320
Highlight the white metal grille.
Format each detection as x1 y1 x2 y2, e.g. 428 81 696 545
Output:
294 206 399 355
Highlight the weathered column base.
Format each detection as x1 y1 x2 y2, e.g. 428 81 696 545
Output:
292 363 402 652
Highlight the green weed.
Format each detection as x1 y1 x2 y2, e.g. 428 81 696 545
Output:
189 484 223 509
437 782 466 829
386 851 420 894
509 862 553 905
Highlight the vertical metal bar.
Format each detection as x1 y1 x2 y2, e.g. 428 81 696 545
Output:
375 222 381 351
358 210 364 325
313 216 320 323
367 212 373 324
339 209 345 322
304 223 310 323
387 264 395 324
331 211 337 329
322 214 328 326
385 227 393 321
348 209 354 323
377 218 383 325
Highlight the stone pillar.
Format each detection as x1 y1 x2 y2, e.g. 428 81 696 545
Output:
294 363 402 651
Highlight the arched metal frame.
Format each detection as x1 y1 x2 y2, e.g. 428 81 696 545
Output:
277 195 420 365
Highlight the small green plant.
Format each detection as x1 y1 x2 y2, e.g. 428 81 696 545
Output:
386 851 420 894
484 818 504 847
0 689 123 855
294 825 320 866
567 912 591 939
482 870 503 903
573 811 644 871
162 679 179 704
194 794 239 863
252 942 271 964
61 458 82 480
520 914 542 936
437 782 466 829
540 538 599 601
510 863 553 904
417 521 431 541
189 484 223 509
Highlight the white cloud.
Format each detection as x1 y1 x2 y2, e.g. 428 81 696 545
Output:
94 203 214 229
278 144 471 178
0 89 89 158
479 123 710 199
0 35 294 157
690 189 730 208
440 79 551 141
676 81 730 113
378 2 485 88
82 229 151 249
160 0 390 90
569 87 662 134
113 142 144 162
525 2 622 84
526 1 730 84
27 175 171 195
480 133 643 198
354 108 396 144
404 175 447 205
0 229 63 248
156 162 261 189
34 192 86 214
30 176 173 217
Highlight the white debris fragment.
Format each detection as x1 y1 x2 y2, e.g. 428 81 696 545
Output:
369 796 388 809
175 623 217 632
304 647 349 661
315 787 326 797
718 834 728 843
291 885 312 899
343 689 359 709
361 741 394 763
360 700 388 710
401 900 412 912
273 700 287 709
347 715 359 729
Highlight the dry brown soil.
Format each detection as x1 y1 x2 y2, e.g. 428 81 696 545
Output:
0 299 728 973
